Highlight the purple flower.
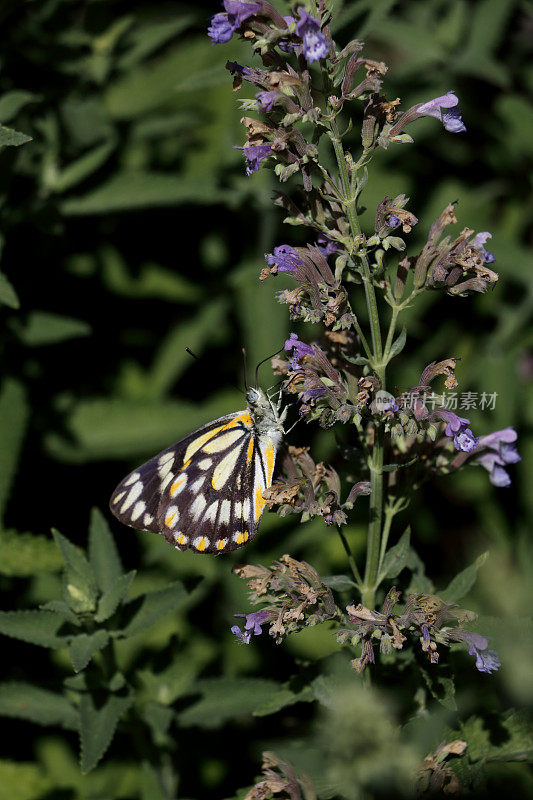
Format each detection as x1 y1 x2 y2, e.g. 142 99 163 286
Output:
226 61 252 77
208 13 235 43
236 144 273 175
316 235 340 257
469 643 501 674
256 90 278 112
265 245 302 273
231 610 271 644
448 629 501 674
416 91 466 133
208 0 261 44
435 410 478 452
295 9 330 63
476 427 520 486
471 231 496 264
454 427 478 453
386 214 401 228
284 332 314 369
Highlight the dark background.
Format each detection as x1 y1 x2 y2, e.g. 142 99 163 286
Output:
0 0 531 797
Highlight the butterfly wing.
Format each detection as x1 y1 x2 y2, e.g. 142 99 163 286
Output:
156 421 278 554
110 410 279 554
109 411 243 534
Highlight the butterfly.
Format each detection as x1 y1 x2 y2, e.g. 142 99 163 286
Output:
109 387 286 554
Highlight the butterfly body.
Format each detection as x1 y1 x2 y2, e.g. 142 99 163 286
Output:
109 388 285 554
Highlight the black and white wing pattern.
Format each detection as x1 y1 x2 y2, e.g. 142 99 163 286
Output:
109 408 278 554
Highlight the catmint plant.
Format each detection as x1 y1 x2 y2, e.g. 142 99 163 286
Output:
208 0 519 681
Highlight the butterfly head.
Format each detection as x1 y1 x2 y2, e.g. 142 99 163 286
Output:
246 387 286 442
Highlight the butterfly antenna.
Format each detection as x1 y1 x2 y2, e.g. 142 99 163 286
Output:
185 347 201 361
254 346 285 387
242 347 249 392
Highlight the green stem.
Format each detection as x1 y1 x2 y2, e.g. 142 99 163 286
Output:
327 118 385 609
378 498 399 574
362 421 383 607
383 304 400 363
335 525 363 588
327 118 383 377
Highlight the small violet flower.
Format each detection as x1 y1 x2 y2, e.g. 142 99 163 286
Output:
448 629 501 674
471 231 496 264
476 427 520 487
295 8 330 63
437 410 479 453
231 610 272 644
265 245 302 273
236 144 273 175
386 214 401 228
316 234 340 257
284 332 314 369
256 90 278 112
416 91 466 133
208 0 261 44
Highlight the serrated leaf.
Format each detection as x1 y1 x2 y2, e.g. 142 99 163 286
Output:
141 702 174 747
440 552 488 603
178 678 281 729
0 379 29 524
88 508 123 593
69 630 110 672
52 529 98 613
0 610 72 648
420 668 457 711
95 571 136 622
0 682 78 729
344 354 369 366
0 273 20 308
0 125 32 147
378 527 411 582
117 581 186 638
0 529 61 577
79 689 133 772
387 326 407 361
253 683 314 717
40 601 81 626
16 311 91 346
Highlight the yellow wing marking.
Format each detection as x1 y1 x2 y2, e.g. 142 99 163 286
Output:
234 531 249 545
211 443 243 490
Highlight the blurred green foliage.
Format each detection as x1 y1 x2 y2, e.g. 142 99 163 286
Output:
0 0 531 797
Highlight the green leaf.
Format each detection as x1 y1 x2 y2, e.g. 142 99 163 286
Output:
0 760 51 800
140 762 170 800
0 90 38 123
440 552 488 603
0 682 78 729
16 311 91 346
51 139 116 193
45 389 241 461
0 273 20 308
61 172 222 215
0 529 61 577
378 527 411 582
0 609 71 648
79 689 134 772
101 245 200 303
322 575 358 592
118 15 196 69
253 683 314 717
178 678 281 729
117 581 186 638
52 529 98 613
140 702 174 747
95 571 136 622
0 379 29 524
420 668 457 711
386 326 407 361
69 630 110 672
0 125 32 147
88 508 123 593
